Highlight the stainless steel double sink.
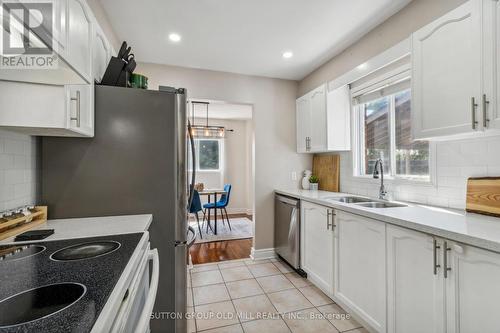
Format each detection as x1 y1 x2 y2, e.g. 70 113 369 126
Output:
323 196 408 208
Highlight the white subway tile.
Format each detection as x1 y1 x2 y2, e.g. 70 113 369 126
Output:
460 166 488 177
0 132 38 211
4 139 24 155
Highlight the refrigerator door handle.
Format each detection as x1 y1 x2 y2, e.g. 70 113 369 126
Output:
187 119 196 210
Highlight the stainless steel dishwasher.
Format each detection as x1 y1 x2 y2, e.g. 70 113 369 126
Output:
275 194 306 276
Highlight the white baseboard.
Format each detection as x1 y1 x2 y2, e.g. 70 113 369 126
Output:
226 208 253 215
250 247 276 260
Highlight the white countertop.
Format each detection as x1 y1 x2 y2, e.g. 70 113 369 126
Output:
276 189 500 253
0 214 153 245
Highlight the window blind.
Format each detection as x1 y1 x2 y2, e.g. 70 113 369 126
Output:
351 55 410 105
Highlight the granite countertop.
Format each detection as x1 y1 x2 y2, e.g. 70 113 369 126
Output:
0 214 153 245
276 189 500 253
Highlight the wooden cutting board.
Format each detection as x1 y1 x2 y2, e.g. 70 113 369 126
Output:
466 177 500 217
312 154 340 192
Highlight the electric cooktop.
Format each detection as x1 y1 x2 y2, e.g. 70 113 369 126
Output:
0 233 143 333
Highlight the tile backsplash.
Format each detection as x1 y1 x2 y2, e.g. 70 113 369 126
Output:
0 130 39 211
339 135 500 210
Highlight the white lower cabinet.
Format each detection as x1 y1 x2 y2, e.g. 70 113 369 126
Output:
300 201 334 297
387 225 500 333
445 241 500 333
386 225 445 333
298 200 500 333
334 211 386 333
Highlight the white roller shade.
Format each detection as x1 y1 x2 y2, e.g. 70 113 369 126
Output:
351 54 410 105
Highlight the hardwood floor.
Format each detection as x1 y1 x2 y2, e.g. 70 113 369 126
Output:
189 238 253 264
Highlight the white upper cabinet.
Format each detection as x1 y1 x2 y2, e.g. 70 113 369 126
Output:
0 0 94 85
300 201 335 297
0 0 112 137
386 225 445 333
296 95 311 153
445 242 500 333
482 0 500 131
66 84 94 136
412 0 482 140
93 24 112 83
67 0 92 82
412 0 500 140
334 211 386 333
296 84 351 153
0 81 93 137
309 85 328 152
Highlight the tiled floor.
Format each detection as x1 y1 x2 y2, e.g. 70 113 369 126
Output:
187 258 369 333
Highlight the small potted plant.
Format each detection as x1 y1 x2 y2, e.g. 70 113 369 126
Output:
309 175 319 191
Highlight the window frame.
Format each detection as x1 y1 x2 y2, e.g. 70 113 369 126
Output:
190 138 224 172
352 90 436 185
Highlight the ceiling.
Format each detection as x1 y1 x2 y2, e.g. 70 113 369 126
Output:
100 0 411 80
191 100 252 120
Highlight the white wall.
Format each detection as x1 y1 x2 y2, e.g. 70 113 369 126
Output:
192 118 254 215
0 130 39 211
337 135 500 209
137 62 310 250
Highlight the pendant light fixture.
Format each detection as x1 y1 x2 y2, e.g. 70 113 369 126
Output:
190 101 231 138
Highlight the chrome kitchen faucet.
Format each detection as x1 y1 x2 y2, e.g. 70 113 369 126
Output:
372 158 387 200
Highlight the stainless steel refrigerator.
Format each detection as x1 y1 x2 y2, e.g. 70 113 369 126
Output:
41 85 194 333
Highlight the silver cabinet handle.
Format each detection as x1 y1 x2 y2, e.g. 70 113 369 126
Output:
326 210 331 230
70 90 81 127
326 210 335 230
443 241 452 278
433 239 441 275
471 97 478 130
305 137 311 151
483 94 490 128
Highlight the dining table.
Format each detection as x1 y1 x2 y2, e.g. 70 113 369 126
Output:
198 189 227 235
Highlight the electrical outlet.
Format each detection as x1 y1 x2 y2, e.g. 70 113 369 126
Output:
291 171 297 181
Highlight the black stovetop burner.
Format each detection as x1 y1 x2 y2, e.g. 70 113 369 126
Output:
0 244 46 262
50 241 121 261
0 233 143 333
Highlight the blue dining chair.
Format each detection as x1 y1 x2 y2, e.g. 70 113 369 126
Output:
189 190 204 239
203 184 232 231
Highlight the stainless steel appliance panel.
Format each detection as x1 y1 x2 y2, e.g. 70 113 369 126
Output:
274 194 300 269
41 85 186 333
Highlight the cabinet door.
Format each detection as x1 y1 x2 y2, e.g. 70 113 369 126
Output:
335 211 386 332
327 85 351 151
301 201 334 297
66 84 94 137
483 0 500 130
67 0 92 81
93 25 111 83
15 0 68 55
445 242 500 333
386 225 445 333
411 0 482 139
296 96 311 153
309 84 327 152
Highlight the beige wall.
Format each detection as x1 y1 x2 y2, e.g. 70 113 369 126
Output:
298 0 467 96
137 62 311 250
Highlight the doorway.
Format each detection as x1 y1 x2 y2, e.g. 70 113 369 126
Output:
187 99 255 264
